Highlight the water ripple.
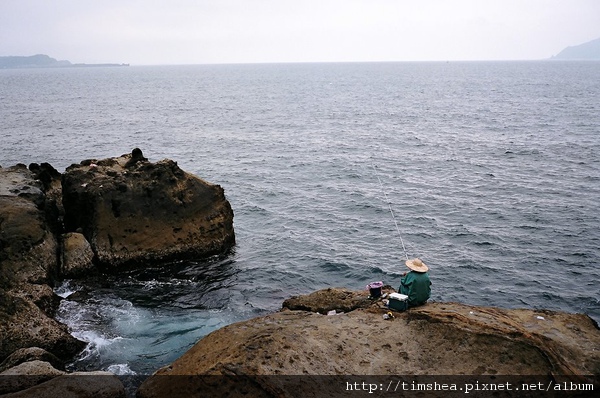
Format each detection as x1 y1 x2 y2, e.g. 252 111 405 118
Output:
1 62 596 375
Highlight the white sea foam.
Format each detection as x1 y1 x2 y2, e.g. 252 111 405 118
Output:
73 331 124 362
106 363 137 375
54 280 78 298
74 330 123 349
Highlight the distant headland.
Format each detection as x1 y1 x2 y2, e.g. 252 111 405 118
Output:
551 37 600 60
0 54 129 69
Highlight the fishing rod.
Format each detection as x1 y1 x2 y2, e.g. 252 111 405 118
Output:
373 166 409 261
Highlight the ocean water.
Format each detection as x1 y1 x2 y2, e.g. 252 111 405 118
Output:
1 61 599 375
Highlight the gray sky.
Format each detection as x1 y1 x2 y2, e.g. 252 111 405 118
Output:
1 0 599 65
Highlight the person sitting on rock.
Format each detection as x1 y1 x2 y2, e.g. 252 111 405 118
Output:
399 258 431 307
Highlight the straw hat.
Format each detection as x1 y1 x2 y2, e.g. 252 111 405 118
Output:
405 258 429 273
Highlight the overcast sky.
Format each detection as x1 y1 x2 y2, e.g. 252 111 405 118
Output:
1 0 599 65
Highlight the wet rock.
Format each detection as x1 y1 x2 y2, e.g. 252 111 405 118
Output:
62 150 235 270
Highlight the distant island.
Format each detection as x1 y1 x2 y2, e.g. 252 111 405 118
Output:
0 54 129 69
551 37 600 60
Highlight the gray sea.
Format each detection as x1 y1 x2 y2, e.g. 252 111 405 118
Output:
1 61 599 376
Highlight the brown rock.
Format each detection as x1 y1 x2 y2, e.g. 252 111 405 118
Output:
0 360 65 394
0 165 83 364
0 347 64 373
282 287 373 314
9 283 61 318
0 165 59 285
28 162 64 225
0 290 86 361
0 371 126 398
139 290 600 398
61 232 95 277
61 150 235 270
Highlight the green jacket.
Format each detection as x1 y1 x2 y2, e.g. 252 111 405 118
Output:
399 271 431 307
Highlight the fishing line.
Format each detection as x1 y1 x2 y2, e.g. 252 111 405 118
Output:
372 165 409 261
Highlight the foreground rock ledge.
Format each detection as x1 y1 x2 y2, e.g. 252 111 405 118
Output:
138 288 599 398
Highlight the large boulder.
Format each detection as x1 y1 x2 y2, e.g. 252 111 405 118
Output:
62 149 235 270
138 289 600 398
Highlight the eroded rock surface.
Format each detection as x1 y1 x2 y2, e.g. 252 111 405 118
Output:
0 285 85 362
139 288 599 398
0 360 65 394
61 232 94 277
0 347 64 373
282 286 373 314
62 151 235 269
